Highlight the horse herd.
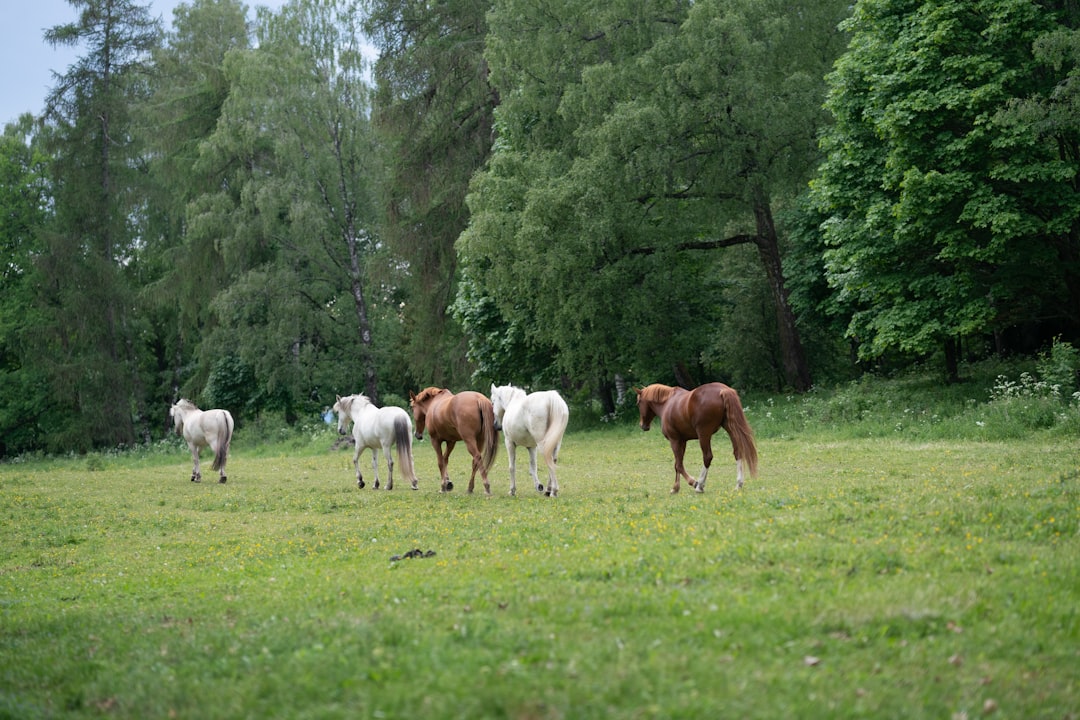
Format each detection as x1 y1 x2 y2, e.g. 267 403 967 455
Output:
168 382 760 497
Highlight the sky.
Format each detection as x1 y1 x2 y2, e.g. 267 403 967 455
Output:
0 0 288 127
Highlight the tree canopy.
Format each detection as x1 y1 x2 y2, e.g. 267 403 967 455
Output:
813 0 1080 375
2 0 1079 453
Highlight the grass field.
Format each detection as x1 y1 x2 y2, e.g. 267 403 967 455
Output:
1 420 1078 719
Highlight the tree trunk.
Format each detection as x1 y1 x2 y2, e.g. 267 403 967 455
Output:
753 195 812 392
346 233 379 404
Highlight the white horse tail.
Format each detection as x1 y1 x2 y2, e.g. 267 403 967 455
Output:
541 392 570 464
211 410 234 472
393 414 418 487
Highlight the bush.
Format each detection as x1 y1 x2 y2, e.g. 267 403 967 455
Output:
1036 337 1080 399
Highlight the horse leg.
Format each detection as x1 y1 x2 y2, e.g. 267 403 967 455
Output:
668 438 692 494
506 441 518 497
527 447 543 495
190 444 202 483
382 443 395 491
438 441 456 492
353 444 365 489
542 445 558 498
371 448 382 490
464 438 491 496
736 458 745 490
694 434 714 494
212 442 227 483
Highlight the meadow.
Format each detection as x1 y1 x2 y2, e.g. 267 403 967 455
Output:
1 376 1078 719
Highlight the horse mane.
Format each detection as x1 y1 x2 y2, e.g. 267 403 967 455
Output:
412 387 446 404
175 398 198 411
638 384 676 404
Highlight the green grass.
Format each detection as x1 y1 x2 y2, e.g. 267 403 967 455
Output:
2 420 1078 719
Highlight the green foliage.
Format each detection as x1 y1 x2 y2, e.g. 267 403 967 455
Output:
463 0 847 394
0 120 49 456
202 355 259 419
364 0 495 388
1036 336 1080 398
815 0 1080 362
744 358 1080 442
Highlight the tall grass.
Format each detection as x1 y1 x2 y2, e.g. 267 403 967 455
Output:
743 357 1080 441
3 396 1078 718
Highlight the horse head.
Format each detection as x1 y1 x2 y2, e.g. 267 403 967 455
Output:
332 395 353 435
634 384 674 431
170 399 197 435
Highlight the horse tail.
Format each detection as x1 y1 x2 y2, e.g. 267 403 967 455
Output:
479 398 498 474
393 414 417 485
211 410 234 472
541 392 570 464
722 389 758 478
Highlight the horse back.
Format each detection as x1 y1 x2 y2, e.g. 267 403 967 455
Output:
662 383 732 439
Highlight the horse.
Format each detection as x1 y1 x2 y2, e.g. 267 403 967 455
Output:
634 382 758 494
332 394 418 490
490 384 570 497
169 399 234 483
409 387 498 495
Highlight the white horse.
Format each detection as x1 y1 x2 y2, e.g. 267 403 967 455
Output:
170 399 234 483
490 384 570 497
333 394 419 490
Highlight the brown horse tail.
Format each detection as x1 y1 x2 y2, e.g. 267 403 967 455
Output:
479 398 498 473
211 410 234 472
722 389 758 477
393 414 418 485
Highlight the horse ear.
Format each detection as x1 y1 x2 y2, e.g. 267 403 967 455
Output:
409 390 416 400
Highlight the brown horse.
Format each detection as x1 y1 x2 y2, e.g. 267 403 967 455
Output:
409 387 499 495
635 382 758 494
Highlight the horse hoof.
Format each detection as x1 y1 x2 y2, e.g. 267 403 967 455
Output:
219 477 227 484
358 480 366 489
445 481 453 491
536 484 544 494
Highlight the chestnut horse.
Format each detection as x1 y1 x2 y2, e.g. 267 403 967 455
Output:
409 387 499 495
635 383 758 494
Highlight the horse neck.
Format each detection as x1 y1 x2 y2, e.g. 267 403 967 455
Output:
353 402 376 422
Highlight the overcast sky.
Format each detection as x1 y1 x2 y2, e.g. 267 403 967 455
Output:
0 0 289 127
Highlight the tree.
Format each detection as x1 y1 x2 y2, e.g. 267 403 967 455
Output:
814 0 1080 377
0 119 50 456
35 0 161 450
189 0 384 414
462 0 847 394
138 0 252 408
364 0 497 387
